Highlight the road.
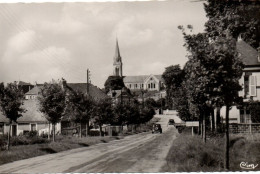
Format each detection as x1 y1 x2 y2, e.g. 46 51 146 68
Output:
0 114 180 173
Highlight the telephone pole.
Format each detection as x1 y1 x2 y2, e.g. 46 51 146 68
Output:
87 69 90 95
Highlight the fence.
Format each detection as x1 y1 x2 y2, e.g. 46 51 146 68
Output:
229 123 260 134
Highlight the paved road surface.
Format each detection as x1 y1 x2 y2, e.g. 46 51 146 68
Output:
0 114 179 173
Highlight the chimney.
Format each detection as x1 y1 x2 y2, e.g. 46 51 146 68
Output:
61 78 67 91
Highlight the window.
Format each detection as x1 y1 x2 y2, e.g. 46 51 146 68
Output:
240 109 251 123
0 123 3 134
148 84 150 88
249 76 257 96
142 84 144 88
129 84 131 88
135 84 137 88
154 84 156 88
31 124 36 131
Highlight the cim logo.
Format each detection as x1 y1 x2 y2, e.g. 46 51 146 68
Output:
240 162 258 170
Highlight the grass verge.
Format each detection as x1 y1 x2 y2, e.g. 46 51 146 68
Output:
0 135 122 165
164 128 260 172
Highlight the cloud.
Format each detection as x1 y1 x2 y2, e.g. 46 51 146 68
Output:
114 16 154 46
7 30 36 54
40 17 87 35
0 45 74 83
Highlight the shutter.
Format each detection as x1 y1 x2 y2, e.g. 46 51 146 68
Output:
249 76 257 96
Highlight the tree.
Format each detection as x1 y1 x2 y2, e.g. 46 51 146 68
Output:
144 98 157 108
162 65 184 109
204 0 260 49
180 25 243 169
104 76 125 93
0 82 25 150
65 89 95 138
162 64 194 121
38 81 66 142
139 106 155 124
93 98 113 136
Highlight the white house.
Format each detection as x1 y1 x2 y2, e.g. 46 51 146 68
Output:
220 38 260 124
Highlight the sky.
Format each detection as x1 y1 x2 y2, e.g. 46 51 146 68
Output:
0 0 208 88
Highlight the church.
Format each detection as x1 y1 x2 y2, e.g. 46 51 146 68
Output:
112 39 165 92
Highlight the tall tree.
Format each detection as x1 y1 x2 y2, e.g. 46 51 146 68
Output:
0 82 25 150
104 76 125 93
38 81 66 142
162 65 184 109
162 64 194 121
94 98 113 136
65 89 95 138
204 0 260 49
180 25 244 169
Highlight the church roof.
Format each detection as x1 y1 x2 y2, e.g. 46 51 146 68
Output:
236 39 260 66
123 75 164 83
124 75 149 83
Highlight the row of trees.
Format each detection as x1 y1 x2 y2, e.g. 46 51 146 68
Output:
163 0 259 170
0 80 155 149
38 81 155 141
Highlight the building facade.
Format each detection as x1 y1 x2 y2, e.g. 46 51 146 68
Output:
220 38 260 124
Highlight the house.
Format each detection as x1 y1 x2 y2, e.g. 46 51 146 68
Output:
0 81 108 136
220 37 260 125
0 100 57 136
25 84 43 100
17 81 34 94
107 87 135 105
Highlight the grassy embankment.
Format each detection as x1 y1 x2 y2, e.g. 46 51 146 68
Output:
164 128 260 172
0 117 160 165
0 135 122 165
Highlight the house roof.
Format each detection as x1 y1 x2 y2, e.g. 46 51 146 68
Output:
17 81 33 86
236 39 260 66
25 85 43 95
65 83 108 101
0 100 47 123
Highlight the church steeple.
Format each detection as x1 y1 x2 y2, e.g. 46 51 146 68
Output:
114 38 121 63
113 38 123 77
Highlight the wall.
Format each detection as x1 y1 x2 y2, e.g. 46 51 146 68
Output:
230 123 260 133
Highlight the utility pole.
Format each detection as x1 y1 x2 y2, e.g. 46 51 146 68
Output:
86 69 91 137
87 69 90 95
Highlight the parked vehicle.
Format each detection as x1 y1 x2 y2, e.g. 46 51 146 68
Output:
168 119 175 125
152 124 162 134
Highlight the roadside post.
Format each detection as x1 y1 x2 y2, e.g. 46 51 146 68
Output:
186 121 199 136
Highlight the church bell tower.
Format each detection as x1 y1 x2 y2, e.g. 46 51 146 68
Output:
113 39 123 77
